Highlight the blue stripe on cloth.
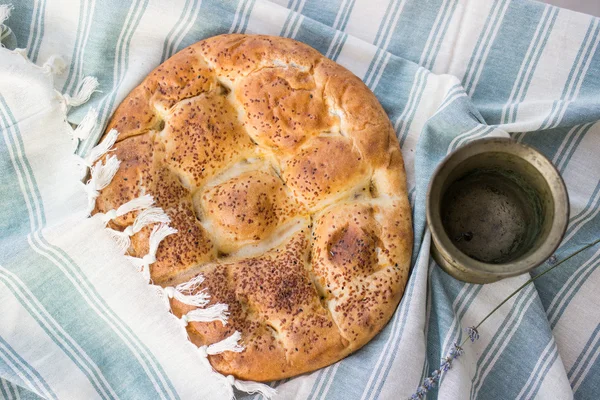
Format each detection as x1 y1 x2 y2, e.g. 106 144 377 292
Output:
366 54 418 119
555 123 595 174
74 0 150 150
0 96 45 230
462 0 511 96
358 247 429 399
425 279 484 397
569 322 600 382
571 323 600 396
540 18 600 130
364 48 388 88
516 340 559 400
515 125 578 160
0 90 179 399
419 0 459 71
529 227 600 317
0 334 57 399
434 281 484 381
0 377 10 400
84 0 150 155
234 0 257 35
562 181 600 246
0 264 119 400
279 0 301 38
472 287 553 399
0 377 21 400
336 0 356 32
293 16 338 56
1 236 177 400
0 109 33 239
33 230 181 399
508 7 559 124
395 68 430 146
548 248 600 329
382 0 444 62
160 0 202 62
284 0 344 28
0 379 46 400
469 0 546 124
25 0 46 63
173 0 238 55
61 0 97 94
330 33 347 60
281 9 304 39
469 285 538 399
500 5 559 125
15 383 46 400
307 364 338 400
551 28 600 129
0 0 34 48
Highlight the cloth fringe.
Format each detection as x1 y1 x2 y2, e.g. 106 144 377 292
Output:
73 108 98 141
107 207 170 253
154 276 210 309
37 49 268 400
171 275 210 307
83 156 120 215
125 223 177 282
42 55 66 75
85 128 118 166
64 76 99 107
204 331 244 355
0 4 13 26
181 304 229 327
228 376 277 399
98 194 154 224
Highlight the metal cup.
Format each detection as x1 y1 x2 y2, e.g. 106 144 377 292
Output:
426 137 569 284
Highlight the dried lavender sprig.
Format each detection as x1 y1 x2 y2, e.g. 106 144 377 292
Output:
410 342 464 399
409 238 600 399
459 237 600 349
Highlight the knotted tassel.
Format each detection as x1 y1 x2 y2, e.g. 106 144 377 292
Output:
85 128 118 166
226 375 277 399
97 194 154 225
107 207 170 252
42 55 66 75
64 76 99 107
126 224 177 282
180 303 229 327
82 156 120 215
154 277 210 310
203 331 244 355
170 275 210 307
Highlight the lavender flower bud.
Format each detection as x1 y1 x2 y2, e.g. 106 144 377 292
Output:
451 342 464 359
423 377 436 389
466 326 480 342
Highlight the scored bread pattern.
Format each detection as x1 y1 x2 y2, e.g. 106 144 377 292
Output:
95 34 413 382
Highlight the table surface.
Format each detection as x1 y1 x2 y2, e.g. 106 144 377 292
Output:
541 0 600 16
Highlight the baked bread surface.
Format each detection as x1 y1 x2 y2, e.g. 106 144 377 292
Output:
95 34 413 381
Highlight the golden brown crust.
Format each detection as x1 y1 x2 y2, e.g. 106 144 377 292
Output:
95 34 413 381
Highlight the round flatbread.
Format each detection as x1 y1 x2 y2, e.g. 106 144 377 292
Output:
95 34 412 381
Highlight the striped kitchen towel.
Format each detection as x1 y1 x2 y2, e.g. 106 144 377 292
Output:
1 0 599 399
